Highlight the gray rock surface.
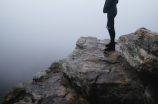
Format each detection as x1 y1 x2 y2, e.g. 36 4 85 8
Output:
1 29 158 104
118 27 158 74
62 37 144 104
1 62 89 104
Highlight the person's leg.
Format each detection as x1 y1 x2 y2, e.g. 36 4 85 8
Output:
107 12 116 43
109 27 115 43
105 28 113 47
106 15 112 42
105 12 117 51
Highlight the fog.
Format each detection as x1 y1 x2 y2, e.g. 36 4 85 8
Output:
0 0 158 97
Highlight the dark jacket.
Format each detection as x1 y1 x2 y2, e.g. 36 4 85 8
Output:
103 0 118 13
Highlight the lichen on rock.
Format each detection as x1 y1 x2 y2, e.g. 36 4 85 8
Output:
33 71 49 82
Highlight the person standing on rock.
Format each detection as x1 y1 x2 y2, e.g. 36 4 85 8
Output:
103 0 118 51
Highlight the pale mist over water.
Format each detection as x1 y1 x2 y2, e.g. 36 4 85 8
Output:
0 0 158 97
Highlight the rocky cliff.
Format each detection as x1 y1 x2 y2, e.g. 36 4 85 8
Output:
1 28 158 104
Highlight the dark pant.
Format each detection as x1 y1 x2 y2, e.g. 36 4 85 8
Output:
107 12 117 43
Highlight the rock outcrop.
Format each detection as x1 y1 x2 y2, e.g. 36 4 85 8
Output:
118 27 158 74
1 28 158 104
62 37 144 104
1 61 89 104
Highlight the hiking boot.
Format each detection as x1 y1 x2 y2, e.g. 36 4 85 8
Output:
104 42 115 51
104 46 115 51
105 41 112 47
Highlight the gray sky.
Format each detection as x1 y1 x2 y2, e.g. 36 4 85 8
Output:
0 0 158 97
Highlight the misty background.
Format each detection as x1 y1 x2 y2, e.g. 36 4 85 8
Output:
0 0 158 97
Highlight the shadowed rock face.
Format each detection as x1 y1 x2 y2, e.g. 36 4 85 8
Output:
144 85 158 104
118 27 158 74
1 28 158 104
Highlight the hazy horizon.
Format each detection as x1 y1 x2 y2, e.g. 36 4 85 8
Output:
0 0 158 97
